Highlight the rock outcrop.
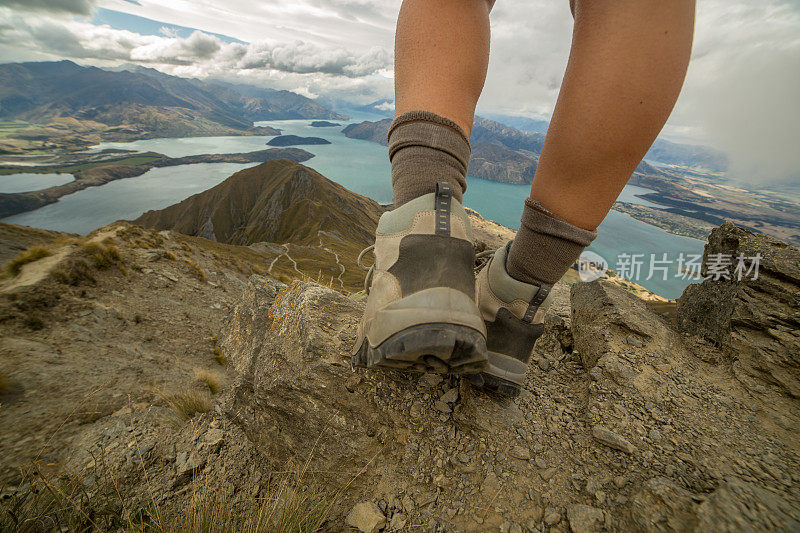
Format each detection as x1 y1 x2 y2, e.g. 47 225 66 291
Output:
678 222 800 398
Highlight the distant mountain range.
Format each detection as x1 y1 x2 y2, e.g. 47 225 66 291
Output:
0 61 345 153
342 116 542 185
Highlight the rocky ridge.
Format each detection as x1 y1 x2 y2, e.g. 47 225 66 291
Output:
1 215 797 531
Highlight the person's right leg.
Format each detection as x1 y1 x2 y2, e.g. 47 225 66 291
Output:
475 0 695 394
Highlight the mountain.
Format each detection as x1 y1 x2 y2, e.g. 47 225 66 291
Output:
341 118 391 145
645 137 728 172
482 113 550 134
342 117 542 184
134 159 384 287
0 61 344 152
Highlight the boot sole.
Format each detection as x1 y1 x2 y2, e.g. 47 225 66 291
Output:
467 352 528 397
468 372 522 397
352 323 487 374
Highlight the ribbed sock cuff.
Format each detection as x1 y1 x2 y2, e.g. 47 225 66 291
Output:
506 198 597 286
388 111 471 207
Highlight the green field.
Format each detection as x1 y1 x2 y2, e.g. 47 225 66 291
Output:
0 120 31 138
0 152 165 176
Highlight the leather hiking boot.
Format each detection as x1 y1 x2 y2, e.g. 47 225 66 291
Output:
352 182 487 374
469 241 553 395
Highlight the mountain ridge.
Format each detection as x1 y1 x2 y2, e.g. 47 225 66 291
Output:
0 60 345 153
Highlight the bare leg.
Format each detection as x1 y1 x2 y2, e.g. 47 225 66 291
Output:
531 0 695 230
394 0 494 136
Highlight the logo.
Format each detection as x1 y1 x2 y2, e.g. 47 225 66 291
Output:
577 251 608 282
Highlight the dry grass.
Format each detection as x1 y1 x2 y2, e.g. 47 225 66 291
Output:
4 246 51 277
51 242 122 285
51 256 95 285
164 251 178 261
152 471 334 533
158 389 212 421
1 458 334 533
195 369 223 395
184 258 207 283
81 242 121 269
213 345 227 366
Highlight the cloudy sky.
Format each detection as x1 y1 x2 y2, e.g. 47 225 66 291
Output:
0 0 798 180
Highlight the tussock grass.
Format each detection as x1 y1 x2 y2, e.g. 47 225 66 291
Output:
52 241 122 285
213 345 227 366
184 258 207 282
81 242 121 269
195 369 223 395
158 389 212 421
4 246 51 277
2 462 333 533
154 472 333 533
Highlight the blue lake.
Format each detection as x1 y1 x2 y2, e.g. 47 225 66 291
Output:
1 116 704 298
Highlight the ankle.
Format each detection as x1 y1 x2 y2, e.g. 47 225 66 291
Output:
389 111 471 207
506 197 597 286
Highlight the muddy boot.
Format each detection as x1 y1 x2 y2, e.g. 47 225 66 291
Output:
470 241 552 395
352 182 487 374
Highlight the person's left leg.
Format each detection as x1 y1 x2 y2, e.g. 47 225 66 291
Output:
352 0 495 375
391 0 494 207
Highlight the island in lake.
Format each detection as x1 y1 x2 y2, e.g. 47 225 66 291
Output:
266 135 332 147
310 121 341 127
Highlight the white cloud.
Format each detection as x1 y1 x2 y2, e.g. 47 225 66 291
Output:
0 0 96 15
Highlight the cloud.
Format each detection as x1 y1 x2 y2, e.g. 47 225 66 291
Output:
237 40 390 77
669 0 800 181
0 0 798 180
0 0 96 15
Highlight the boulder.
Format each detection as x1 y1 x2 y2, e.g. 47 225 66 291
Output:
571 280 665 370
677 222 800 398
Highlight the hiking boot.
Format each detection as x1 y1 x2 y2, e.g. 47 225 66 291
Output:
352 182 487 374
469 241 553 395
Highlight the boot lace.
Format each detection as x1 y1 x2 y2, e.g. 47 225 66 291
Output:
357 244 375 294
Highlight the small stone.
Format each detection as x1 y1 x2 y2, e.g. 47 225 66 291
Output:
510 446 531 460
538 358 551 372
345 374 362 392
624 334 645 346
346 502 386 533
592 425 635 454
544 509 561 526
535 457 548 469
402 495 416 512
648 428 662 442
540 468 557 481
418 374 442 388
433 400 452 413
389 513 407 531
566 504 605 533
440 388 459 404
500 521 523 533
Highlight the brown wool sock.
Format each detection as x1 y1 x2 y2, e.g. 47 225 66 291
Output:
388 111 471 207
506 197 598 286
